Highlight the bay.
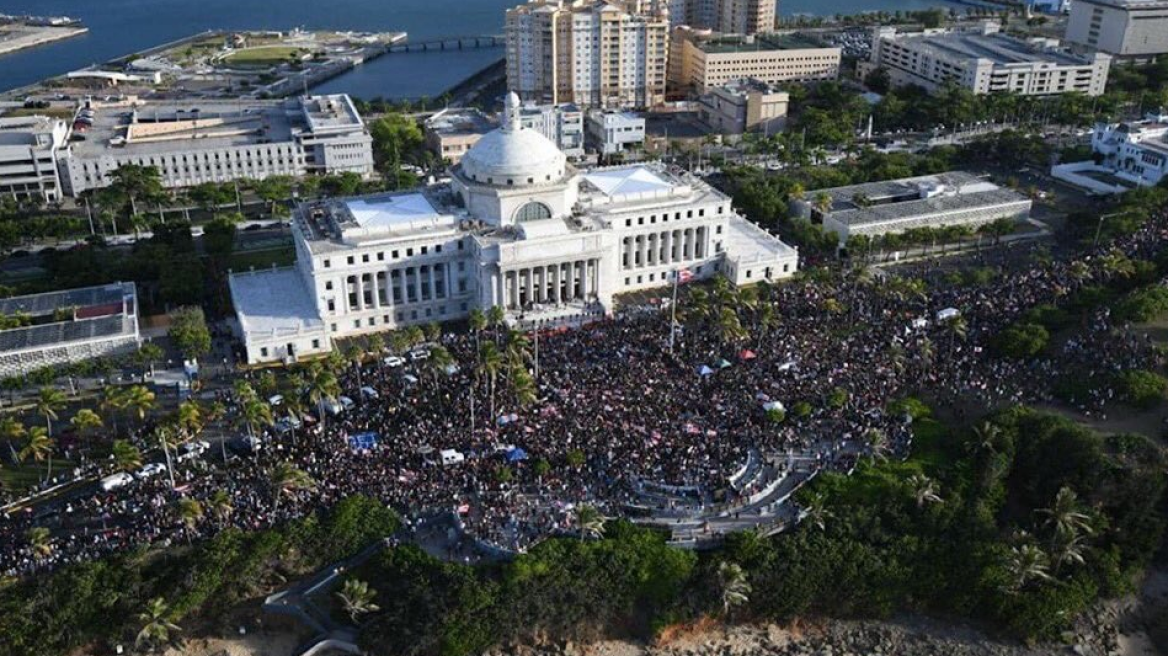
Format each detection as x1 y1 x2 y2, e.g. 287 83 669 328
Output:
0 0 956 97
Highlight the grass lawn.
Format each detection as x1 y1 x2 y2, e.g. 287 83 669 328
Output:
224 46 305 67
227 246 296 270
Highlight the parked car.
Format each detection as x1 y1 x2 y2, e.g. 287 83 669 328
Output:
228 436 263 455
322 398 343 416
359 386 379 400
383 355 406 368
408 348 431 362
99 472 133 491
135 463 167 480
339 395 356 411
177 440 210 462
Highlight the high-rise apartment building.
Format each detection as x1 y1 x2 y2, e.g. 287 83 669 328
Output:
506 0 670 109
674 0 775 34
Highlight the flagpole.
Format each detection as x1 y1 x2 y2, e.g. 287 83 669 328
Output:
669 269 679 354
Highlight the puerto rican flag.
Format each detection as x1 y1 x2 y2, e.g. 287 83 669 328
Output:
675 269 694 284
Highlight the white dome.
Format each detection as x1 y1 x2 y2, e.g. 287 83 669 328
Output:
460 92 567 188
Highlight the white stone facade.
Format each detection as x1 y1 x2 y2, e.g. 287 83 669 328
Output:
58 94 374 196
870 23 1111 97
1065 0 1168 61
0 115 68 202
231 94 797 364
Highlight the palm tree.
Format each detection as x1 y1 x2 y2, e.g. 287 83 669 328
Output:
208 488 234 523
1098 249 1135 281
426 345 455 380
918 337 936 371
478 342 503 419
35 386 66 434
239 397 274 440
70 408 103 442
111 439 144 472
864 428 889 460
812 191 833 217
800 492 832 531
575 504 606 539
270 461 315 513
714 307 747 345
101 385 128 435
336 578 381 624
968 421 1001 456
1002 543 1052 594
123 385 157 426
177 400 202 439
716 561 751 616
25 526 52 559
468 308 487 350
1038 486 1094 539
135 597 182 652
0 416 26 462
510 364 537 408
943 316 968 354
19 427 54 482
504 329 531 368
908 473 942 508
1051 530 1088 575
304 363 341 427
486 305 506 343
756 303 779 348
176 497 203 543
282 393 307 444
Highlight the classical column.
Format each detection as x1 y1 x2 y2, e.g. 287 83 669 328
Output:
400 269 410 306
552 264 561 303
638 236 648 268
660 231 669 264
428 266 437 302
508 270 518 309
696 227 706 258
623 238 632 269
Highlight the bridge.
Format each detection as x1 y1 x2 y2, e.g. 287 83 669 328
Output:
386 35 505 54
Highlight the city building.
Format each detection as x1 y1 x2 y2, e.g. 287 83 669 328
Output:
867 22 1112 97
505 0 670 109
801 171 1032 242
519 103 586 157
1051 111 1168 192
698 77 788 135
669 29 842 94
57 94 374 196
669 0 775 34
230 93 798 364
587 110 647 155
0 282 140 377
1065 0 1168 62
0 115 68 202
424 108 497 165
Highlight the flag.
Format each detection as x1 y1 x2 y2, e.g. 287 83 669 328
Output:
675 269 694 284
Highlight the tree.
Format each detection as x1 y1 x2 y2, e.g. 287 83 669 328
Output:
510 363 537 408
177 400 202 439
19 427 54 482
270 461 315 513
107 164 165 220
25 526 52 559
337 578 381 624
574 504 606 539
716 561 751 616
240 397 274 439
251 175 294 218
478 343 503 419
486 305 506 343
168 307 212 360
1038 487 1094 540
70 408 103 441
468 308 486 350
0 416 26 462
111 439 144 472
123 385 157 426
426 345 455 380
35 386 66 434
135 597 181 652
209 488 234 522
304 362 341 425
176 497 204 543
1002 543 1053 594
908 473 942 508
714 307 747 345
135 343 165 376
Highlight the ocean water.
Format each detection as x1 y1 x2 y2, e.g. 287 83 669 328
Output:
0 0 956 98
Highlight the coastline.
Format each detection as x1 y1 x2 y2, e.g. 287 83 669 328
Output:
0 25 88 57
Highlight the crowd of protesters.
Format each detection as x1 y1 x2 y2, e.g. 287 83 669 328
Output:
1 209 1165 577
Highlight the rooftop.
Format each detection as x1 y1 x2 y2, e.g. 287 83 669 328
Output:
888 31 1091 67
425 108 496 137
725 215 797 264
713 77 790 97
0 282 133 317
1075 0 1168 8
229 267 326 340
300 94 365 132
698 33 831 54
816 172 1031 226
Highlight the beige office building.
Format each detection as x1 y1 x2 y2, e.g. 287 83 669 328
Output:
670 29 841 94
699 78 789 135
506 0 670 109
1065 0 1168 61
672 0 775 34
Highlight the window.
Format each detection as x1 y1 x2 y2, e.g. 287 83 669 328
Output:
362 254 370 263
312 339 320 349
514 202 553 223
260 347 269 358
325 281 333 290
407 248 413 256
392 250 399 258
323 259 331 268
377 252 385 261
347 256 355 265
331 323 337 332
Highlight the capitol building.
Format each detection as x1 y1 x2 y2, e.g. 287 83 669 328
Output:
229 93 798 364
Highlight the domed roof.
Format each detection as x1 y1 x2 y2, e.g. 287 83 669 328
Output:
460 92 567 188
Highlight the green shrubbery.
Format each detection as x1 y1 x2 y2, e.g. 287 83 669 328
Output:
1115 286 1168 323
991 322 1050 358
0 495 399 656
1114 370 1168 409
